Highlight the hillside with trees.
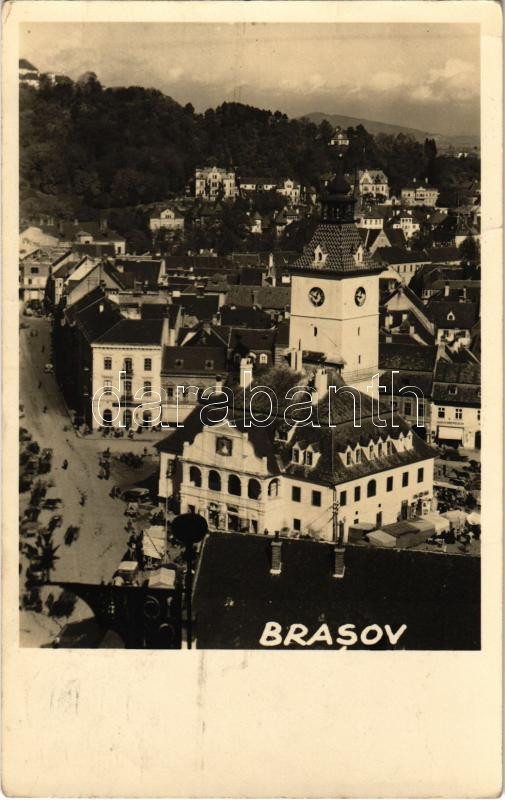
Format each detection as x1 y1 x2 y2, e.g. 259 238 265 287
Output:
20 72 480 224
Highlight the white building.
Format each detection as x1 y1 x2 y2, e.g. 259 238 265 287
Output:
90 317 171 430
157 395 435 542
430 360 480 450
195 167 237 200
401 179 439 207
358 169 389 200
149 207 185 233
288 174 382 390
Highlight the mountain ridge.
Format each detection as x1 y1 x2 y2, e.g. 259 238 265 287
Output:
302 111 480 150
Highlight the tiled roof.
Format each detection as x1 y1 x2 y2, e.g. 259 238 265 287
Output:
162 345 227 375
94 318 164 346
219 305 272 329
379 343 437 372
376 247 428 265
193 534 480 649
230 328 276 354
65 289 122 344
180 295 220 320
292 223 381 274
238 267 263 286
425 247 461 263
140 303 181 327
115 259 162 286
426 301 479 330
226 285 290 310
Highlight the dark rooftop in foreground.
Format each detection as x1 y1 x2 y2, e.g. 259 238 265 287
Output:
193 534 480 650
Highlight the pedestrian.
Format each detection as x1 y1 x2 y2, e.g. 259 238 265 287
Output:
38 380 42 388
62 459 68 470
43 405 47 413
41 345 45 353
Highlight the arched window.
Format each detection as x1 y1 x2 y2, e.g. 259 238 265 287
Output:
189 466 202 488
228 474 241 496
142 410 152 426
268 479 279 498
208 470 221 492
102 409 113 427
367 479 377 498
248 479 261 500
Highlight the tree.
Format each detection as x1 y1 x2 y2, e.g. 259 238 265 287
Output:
458 235 480 264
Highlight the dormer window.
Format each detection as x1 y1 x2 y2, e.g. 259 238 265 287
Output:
378 442 383 458
313 245 328 265
448 385 458 395
304 451 313 466
174 358 184 368
355 448 362 463
205 359 214 370
346 450 352 466
369 444 374 460
447 311 455 321
292 447 300 463
386 440 393 456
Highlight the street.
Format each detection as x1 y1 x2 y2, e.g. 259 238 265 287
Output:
19 314 163 645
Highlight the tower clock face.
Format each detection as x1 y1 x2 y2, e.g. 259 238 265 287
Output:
309 287 325 307
354 287 366 307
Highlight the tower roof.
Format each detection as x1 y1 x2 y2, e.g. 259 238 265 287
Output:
290 224 383 275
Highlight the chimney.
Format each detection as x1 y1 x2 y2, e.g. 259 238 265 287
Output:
314 367 328 402
444 282 450 298
291 345 303 373
270 532 282 575
240 356 253 390
162 307 171 346
332 545 346 579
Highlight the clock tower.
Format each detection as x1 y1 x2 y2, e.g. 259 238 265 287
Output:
289 173 382 390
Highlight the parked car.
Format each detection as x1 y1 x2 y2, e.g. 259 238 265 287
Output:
121 487 151 503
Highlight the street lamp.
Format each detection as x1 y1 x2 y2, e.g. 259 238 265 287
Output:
171 512 208 649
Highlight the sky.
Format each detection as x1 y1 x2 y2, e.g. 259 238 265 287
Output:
21 23 480 136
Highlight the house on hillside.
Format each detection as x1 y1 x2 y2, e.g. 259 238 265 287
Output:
195 167 237 200
149 207 185 232
401 178 439 207
358 169 389 200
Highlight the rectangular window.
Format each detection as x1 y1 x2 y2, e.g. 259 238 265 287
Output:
438 407 446 419
417 467 424 483
144 381 152 395
293 518 301 532
124 358 132 372
124 380 132 396
304 451 313 466
340 491 347 506
404 400 412 416
312 491 321 507
104 357 112 370
402 472 409 488
455 408 463 420
292 448 299 463
387 476 394 492
354 486 361 502
292 486 301 502
144 358 152 371
104 379 112 394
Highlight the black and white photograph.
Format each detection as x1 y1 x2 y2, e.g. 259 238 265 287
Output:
17 19 484 651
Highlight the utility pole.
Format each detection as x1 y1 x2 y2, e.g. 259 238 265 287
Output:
332 486 340 545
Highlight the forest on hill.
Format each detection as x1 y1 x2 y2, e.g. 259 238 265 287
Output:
20 72 480 223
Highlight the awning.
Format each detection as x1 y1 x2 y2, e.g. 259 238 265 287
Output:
424 512 450 534
437 425 464 441
142 526 166 560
